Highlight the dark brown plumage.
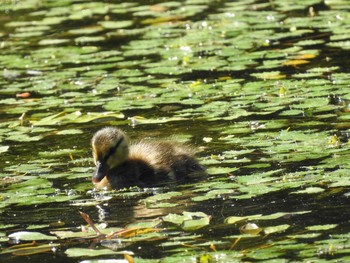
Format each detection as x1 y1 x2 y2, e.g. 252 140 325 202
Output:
91 127 205 189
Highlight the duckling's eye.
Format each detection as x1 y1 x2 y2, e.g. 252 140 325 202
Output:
104 137 124 162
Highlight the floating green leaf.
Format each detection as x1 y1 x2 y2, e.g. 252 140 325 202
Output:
264 224 290 235
65 248 119 257
8 231 57 241
163 212 210 231
0 146 9 154
98 21 133 29
38 39 70 45
31 111 124 126
306 224 338 231
291 187 325 195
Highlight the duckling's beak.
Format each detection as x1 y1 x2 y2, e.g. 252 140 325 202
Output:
92 160 108 183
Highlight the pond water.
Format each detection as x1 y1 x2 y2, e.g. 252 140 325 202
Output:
1 0 350 262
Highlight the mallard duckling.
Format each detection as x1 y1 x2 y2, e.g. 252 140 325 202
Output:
91 127 205 189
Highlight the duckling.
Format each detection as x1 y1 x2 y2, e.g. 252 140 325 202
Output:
91 127 205 189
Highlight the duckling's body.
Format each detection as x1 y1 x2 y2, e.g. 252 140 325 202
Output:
91 127 205 189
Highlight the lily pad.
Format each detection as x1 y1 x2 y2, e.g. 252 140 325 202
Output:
0 146 9 154
163 212 210 231
291 187 325 195
306 224 338 231
31 111 125 126
8 231 57 241
65 248 119 257
38 39 70 45
264 224 290 235
98 21 133 29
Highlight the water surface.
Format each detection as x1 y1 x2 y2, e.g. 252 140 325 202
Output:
0 0 350 262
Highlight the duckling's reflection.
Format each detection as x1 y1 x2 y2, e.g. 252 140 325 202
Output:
92 187 198 225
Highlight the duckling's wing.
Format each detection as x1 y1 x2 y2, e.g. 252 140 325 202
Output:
129 141 173 170
130 141 205 180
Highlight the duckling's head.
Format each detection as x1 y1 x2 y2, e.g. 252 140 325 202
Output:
91 127 129 183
